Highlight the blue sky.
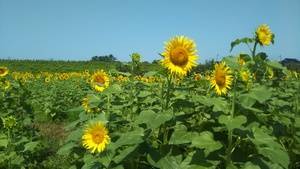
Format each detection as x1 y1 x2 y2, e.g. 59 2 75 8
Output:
0 0 299 62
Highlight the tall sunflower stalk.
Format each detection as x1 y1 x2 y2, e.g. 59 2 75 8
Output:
159 35 198 145
225 73 237 166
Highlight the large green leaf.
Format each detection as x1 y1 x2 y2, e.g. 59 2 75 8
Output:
0 134 8 148
113 127 144 149
249 86 272 103
113 145 138 164
294 117 300 128
251 127 281 148
104 84 122 94
219 115 247 131
230 37 255 52
258 147 289 169
191 131 223 156
66 128 83 142
169 124 192 145
86 94 101 108
239 94 256 108
251 127 290 169
239 86 272 109
266 61 285 70
157 154 182 169
243 162 260 169
136 110 172 129
138 91 152 98
82 154 98 169
193 96 229 113
23 141 40 152
223 56 239 70
57 142 76 155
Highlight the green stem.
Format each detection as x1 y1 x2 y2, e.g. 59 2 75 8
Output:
106 94 111 121
7 129 12 169
165 75 172 110
252 41 258 58
246 43 253 54
160 75 173 145
225 75 237 166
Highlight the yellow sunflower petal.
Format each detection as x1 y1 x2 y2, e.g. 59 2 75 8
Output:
0 67 9 77
256 24 273 46
82 122 110 153
210 62 233 95
161 36 198 77
90 70 110 92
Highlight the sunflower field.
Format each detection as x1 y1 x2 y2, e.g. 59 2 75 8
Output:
0 24 300 169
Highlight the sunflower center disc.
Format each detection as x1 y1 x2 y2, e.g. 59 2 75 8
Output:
170 47 189 66
94 76 105 86
92 132 104 144
216 71 226 86
0 69 5 74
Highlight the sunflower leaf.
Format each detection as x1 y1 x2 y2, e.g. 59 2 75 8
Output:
191 131 223 157
219 115 247 131
230 37 254 52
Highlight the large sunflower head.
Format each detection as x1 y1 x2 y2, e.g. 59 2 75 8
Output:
161 36 198 77
256 24 273 46
210 62 233 95
91 70 109 92
0 67 9 77
82 122 110 153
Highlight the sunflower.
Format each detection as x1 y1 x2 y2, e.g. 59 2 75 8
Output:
3 80 11 90
256 24 273 46
81 96 100 113
161 36 198 77
194 73 202 81
45 77 51 83
91 70 109 92
266 67 274 79
82 122 110 153
210 62 233 95
240 69 251 82
1 116 17 129
237 55 246 66
0 67 9 77
82 97 92 113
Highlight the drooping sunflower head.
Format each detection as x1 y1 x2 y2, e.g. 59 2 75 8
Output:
266 67 274 79
161 36 198 77
82 97 92 113
91 70 109 92
194 73 202 81
256 24 273 46
0 67 9 77
1 116 17 129
240 69 251 82
82 122 110 153
238 57 245 66
210 62 233 95
3 80 11 90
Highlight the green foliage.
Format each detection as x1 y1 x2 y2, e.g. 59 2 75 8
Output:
1 27 300 169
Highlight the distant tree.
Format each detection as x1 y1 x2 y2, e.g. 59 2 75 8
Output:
280 58 300 72
193 59 216 73
152 59 160 64
91 54 117 62
130 53 142 75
